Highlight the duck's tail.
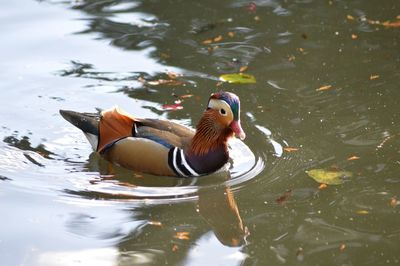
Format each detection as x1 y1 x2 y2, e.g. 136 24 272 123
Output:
59 110 100 150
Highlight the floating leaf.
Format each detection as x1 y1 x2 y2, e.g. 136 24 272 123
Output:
339 244 346 252
180 94 193 99
316 85 332 91
318 183 328 190
356 210 369 215
220 73 256 84
276 189 292 205
346 15 355 21
174 232 190 240
148 221 163 226
306 169 353 185
213 35 223 42
162 100 183 111
390 197 400 207
347 155 360 161
351 34 358 40
382 20 400 27
239 65 248 73
369 74 380 80
283 147 299 152
166 71 182 79
202 39 213 45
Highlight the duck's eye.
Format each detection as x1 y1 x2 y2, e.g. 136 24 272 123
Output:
219 108 227 116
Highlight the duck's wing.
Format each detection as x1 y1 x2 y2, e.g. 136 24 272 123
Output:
135 118 194 149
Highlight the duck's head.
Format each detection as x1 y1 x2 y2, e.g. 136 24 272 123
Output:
206 91 246 140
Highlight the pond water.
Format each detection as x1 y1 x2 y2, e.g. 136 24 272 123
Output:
1 0 399 265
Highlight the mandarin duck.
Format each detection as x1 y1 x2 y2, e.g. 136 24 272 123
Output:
60 91 245 177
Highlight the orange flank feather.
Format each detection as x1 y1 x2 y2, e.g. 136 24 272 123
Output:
98 107 136 152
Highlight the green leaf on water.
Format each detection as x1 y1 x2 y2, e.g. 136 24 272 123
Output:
306 169 353 185
219 73 256 84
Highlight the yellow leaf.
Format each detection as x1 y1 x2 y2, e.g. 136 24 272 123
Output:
220 73 256 84
228 31 235 38
306 169 353 185
369 74 380 80
351 34 358 40
202 39 213 45
316 85 332 91
346 15 355 21
356 210 369 215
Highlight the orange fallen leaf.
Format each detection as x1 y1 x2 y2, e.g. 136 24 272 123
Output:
148 221 163 226
284 147 299 152
316 85 332 91
213 35 223 42
239 65 248 73
339 244 346 252
298 47 305 53
228 31 235 38
382 20 400 27
369 74 380 80
346 15 355 21
356 210 369 215
202 39 213 45
318 183 328 190
276 189 292 205
390 197 399 207
174 232 190 240
347 155 360 161
351 34 358 40
172 244 179 252
288 54 296 62
166 71 182 79
180 94 193 99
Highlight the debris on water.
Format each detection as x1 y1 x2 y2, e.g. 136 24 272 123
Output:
306 169 353 185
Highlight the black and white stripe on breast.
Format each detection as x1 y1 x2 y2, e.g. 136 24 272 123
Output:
168 147 200 177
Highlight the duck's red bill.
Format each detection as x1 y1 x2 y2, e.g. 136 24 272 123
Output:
230 120 246 140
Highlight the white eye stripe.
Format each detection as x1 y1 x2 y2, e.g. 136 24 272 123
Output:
208 99 230 110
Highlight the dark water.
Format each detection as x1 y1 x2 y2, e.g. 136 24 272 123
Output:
1 0 399 265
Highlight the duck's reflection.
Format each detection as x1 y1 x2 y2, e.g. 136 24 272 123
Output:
67 156 249 264
197 184 249 247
